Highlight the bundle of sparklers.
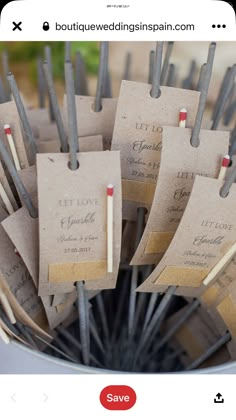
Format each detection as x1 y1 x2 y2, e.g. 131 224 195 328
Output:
0 41 236 373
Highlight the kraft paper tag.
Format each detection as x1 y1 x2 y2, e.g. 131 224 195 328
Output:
18 165 37 203
27 109 51 139
37 134 103 154
52 293 68 307
131 127 229 265
0 101 29 169
0 160 18 211
38 124 58 142
37 151 122 296
1 206 77 329
137 176 236 294
63 95 117 150
2 206 39 286
0 221 49 336
111 80 200 220
17 136 104 205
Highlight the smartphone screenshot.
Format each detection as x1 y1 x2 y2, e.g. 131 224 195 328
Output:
0 0 235 418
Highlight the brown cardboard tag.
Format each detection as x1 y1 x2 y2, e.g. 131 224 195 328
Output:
0 160 18 211
137 176 236 294
63 95 117 150
37 151 122 296
18 165 37 203
111 81 200 221
2 207 39 286
0 222 49 336
17 135 104 205
37 135 103 154
1 206 77 329
27 109 51 139
131 127 229 265
0 101 29 169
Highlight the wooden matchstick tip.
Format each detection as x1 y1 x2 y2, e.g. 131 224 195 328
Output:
222 154 230 167
107 184 114 196
179 108 187 120
4 124 11 134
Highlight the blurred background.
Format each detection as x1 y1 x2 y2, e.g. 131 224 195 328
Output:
0 41 235 107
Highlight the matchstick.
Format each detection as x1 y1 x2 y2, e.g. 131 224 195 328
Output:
190 43 216 147
160 41 174 85
0 289 16 324
0 181 14 214
107 184 114 273
218 154 230 181
179 108 187 128
203 241 236 286
7 73 37 158
4 124 21 170
0 325 10 344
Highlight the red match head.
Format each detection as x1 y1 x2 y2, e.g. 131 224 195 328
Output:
222 154 230 168
4 124 12 135
107 184 114 196
179 108 187 121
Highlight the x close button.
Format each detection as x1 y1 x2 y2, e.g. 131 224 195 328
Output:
100 385 136 410
12 22 22 31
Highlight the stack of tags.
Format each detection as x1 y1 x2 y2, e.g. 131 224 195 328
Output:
0 40 236 373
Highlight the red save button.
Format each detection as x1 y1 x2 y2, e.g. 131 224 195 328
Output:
100 385 137 410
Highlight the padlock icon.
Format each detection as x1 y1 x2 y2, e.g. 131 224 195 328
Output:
42 22 50 31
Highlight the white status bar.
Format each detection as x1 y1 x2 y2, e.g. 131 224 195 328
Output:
0 0 235 41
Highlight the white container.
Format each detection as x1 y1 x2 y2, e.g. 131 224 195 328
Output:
1 339 236 374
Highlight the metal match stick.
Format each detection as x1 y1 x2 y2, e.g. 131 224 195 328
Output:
95 42 109 111
37 57 46 109
186 331 231 370
150 42 163 98
65 59 91 366
75 52 88 96
148 50 155 84
2 51 10 101
160 41 174 85
190 42 216 147
211 64 236 130
7 72 37 158
0 75 7 104
123 52 132 81
44 45 55 122
196 63 206 92
65 41 71 62
43 61 69 153
212 66 231 121
166 63 176 87
128 207 146 340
